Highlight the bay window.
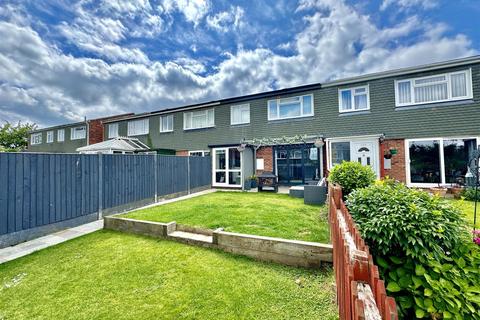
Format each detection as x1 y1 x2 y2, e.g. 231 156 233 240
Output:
184 109 214 130
339 85 370 112
127 119 149 136
407 138 478 186
395 69 472 107
268 94 313 120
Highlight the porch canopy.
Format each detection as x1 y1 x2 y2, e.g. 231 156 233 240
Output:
76 137 149 154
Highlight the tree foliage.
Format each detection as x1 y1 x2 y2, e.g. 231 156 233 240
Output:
0 121 37 152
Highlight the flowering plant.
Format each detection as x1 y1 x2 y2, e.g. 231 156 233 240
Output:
473 229 480 245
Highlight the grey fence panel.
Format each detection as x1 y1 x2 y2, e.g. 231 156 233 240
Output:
102 154 156 210
0 153 100 236
156 155 189 196
189 156 212 189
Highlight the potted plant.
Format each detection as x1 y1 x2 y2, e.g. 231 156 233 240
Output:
244 178 251 191
249 175 258 188
430 183 447 197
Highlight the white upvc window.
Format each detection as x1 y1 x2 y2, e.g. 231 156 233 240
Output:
108 123 119 138
31 133 42 145
184 108 215 130
127 118 149 136
46 131 54 143
189 150 211 157
338 85 370 112
268 94 313 121
395 69 473 107
71 126 86 140
230 104 250 125
160 115 174 132
57 129 65 142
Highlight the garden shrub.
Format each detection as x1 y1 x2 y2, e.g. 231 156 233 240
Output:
347 181 480 319
327 161 375 196
462 187 480 201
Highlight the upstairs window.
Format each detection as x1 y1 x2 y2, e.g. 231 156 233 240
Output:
268 94 313 120
108 123 119 138
184 109 214 130
71 126 86 140
127 119 149 136
395 69 472 107
230 104 250 125
31 133 42 145
160 115 174 132
46 131 54 143
57 129 65 142
339 85 370 112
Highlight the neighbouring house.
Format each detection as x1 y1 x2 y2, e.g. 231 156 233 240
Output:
28 56 480 189
27 113 133 153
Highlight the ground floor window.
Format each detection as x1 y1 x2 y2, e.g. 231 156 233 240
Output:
407 137 478 186
275 144 321 185
189 150 211 157
213 147 242 187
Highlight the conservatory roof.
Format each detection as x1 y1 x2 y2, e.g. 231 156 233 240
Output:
76 137 149 153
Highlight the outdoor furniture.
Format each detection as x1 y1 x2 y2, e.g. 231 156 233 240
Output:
258 171 278 192
304 178 327 205
289 186 304 198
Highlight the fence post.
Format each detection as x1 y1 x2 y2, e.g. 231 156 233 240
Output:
187 156 191 194
98 153 103 220
154 154 158 202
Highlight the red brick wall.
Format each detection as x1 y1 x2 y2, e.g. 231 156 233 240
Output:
176 150 188 156
88 119 104 145
255 146 273 175
382 139 406 183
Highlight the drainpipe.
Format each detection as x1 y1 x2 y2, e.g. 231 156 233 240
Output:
85 116 90 145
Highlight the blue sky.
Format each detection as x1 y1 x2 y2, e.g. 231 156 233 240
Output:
0 0 479 127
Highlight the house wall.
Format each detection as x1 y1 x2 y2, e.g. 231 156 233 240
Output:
105 63 480 153
255 147 274 176
27 124 88 153
382 139 406 182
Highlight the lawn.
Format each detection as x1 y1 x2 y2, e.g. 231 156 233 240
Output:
0 231 338 320
122 191 330 243
448 198 479 228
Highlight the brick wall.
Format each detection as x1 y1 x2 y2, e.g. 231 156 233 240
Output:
382 139 406 183
255 146 273 175
176 150 188 156
88 119 104 145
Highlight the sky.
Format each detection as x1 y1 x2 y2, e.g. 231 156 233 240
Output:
0 0 479 128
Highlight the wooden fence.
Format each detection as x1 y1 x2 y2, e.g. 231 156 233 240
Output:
328 184 398 320
0 153 211 247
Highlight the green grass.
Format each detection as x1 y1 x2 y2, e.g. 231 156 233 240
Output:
0 231 338 320
447 198 479 228
122 191 330 243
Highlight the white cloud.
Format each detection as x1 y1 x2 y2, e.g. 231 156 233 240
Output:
380 0 438 11
206 6 244 33
163 0 210 26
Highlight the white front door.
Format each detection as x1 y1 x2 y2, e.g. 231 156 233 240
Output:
212 147 242 187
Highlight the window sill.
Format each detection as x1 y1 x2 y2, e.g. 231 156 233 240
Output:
159 131 174 134
339 110 371 116
183 126 215 132
395 99 474 111
127 133 148 137
267 115 314 123
230 123 250 127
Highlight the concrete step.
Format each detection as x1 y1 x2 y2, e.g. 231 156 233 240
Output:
168 230 213 247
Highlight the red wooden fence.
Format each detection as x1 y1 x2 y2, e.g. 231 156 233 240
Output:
328 184 398 320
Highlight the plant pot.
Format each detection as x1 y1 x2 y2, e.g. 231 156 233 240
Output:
244 179 251 190
450 187 463 199
251 180 258 188
430 187 447 197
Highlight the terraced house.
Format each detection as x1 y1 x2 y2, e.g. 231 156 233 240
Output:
28 56 480 189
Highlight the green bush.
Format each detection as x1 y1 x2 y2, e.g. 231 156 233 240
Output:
347 181 480 319
462 187 480 201
327 161 375 196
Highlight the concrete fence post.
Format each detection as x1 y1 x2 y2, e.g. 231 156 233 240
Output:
98 153 103 220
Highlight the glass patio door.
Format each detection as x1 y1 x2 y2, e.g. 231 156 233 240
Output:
275 144 320 185
213 147 242 187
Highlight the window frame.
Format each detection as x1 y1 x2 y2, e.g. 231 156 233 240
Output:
338 85 370 113
183 108 215 130
70 126 86 140
127 118 149 136
405 136 480 187
230 104 250 125
159 114 174 133
31 133 42 145
188 150 211 157
394 69 473 107
108 123 119 139
46 131 54 143
57 129 65 142
267 94 314 121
